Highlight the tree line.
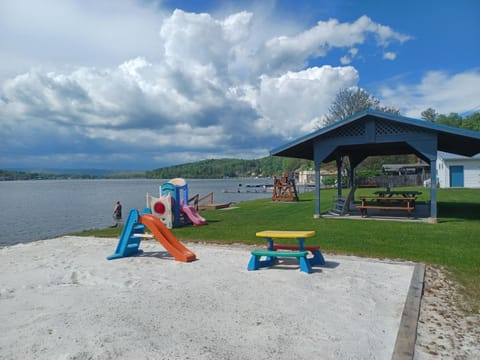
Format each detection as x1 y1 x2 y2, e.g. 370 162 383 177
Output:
421 108 480 131
322 88 479 132
0 169 100 181
0 169 146 181
145 157 316 179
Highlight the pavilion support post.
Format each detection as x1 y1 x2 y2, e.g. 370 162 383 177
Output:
429 159 438 222
336 156 342 198
351 163 356 188
314 162 321 218
350 164 357 210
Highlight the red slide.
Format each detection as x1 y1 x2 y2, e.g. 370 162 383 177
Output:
139 214 196 262
182 205 207 226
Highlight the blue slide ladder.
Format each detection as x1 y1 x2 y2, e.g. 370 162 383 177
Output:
106 208 151 260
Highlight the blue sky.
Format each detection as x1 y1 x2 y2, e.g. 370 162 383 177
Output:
1 0 479 170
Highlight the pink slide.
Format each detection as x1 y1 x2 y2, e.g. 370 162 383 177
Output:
139 214 196 262
182 205 207 226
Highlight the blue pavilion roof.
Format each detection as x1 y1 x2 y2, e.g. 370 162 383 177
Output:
271 109 480 161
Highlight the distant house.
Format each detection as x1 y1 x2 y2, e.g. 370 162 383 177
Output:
295 170 316 185
436 151 480 188
295 169 337 186
382 163 430 176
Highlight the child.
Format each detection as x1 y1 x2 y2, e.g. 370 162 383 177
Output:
112 201 122 227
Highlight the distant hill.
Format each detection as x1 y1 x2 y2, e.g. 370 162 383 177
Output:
1 156 315 180
3 154 416 181
0 168 145 181
146 156 315 179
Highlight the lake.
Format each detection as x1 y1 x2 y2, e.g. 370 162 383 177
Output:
0 178 273 246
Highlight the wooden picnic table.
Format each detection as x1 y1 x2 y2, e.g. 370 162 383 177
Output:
373 190 422 198
357 196 416 217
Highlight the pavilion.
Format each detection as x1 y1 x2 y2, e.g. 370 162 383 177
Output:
271 109 480 222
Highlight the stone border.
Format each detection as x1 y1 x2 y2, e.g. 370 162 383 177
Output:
392 263 426 359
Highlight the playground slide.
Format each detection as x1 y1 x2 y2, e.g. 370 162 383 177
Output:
181 205 207 226
139 214 196 262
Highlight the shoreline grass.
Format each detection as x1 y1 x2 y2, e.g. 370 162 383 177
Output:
75 187 480 312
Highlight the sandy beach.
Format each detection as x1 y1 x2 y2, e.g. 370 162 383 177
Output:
1 236 478 359
414 265 480 359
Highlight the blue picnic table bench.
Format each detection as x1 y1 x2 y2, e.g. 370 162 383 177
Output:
248 230 325 274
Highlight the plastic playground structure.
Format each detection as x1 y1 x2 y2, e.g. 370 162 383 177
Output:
146 178 207 229
107 208 196 262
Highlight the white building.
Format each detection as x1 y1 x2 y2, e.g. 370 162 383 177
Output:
295 170 316 185
436 151 480 188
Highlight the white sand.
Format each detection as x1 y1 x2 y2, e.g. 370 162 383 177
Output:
414 265 480 359
0 236 416 360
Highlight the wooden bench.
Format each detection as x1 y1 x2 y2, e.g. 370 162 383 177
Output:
357 196 416 217
248 250 312 273
357 205 415 217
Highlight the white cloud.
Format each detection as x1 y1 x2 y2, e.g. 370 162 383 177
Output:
383 52 397 60
349 48 359 57
253 15 411 75
0 0 166 84
251 66 359 136
0 6 413 169
378 69 480 117
340 47 359 64
159 9 252 78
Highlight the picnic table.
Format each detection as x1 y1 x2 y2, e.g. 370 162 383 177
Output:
247 230 325 273
373 190 422 198
357 195 416 217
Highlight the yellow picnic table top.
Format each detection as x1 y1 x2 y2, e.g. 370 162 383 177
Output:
255 230 316 239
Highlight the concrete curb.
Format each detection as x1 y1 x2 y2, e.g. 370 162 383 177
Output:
392 263 426 359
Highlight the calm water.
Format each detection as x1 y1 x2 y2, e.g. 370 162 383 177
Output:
0 178 272 246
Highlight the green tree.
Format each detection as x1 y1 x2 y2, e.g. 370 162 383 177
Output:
461 112 480 131
436 113 463 128
145 157 314 179
421 108 438 122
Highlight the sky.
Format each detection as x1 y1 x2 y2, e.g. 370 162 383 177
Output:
1 0 479 170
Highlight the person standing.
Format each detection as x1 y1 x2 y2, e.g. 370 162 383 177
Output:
112 201 122 227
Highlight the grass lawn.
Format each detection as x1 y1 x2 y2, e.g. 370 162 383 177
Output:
76 187 480 312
